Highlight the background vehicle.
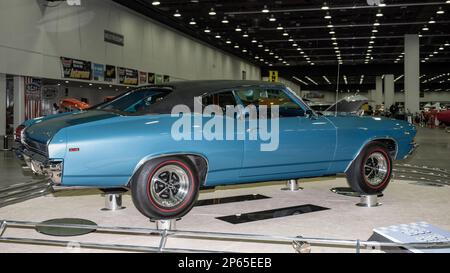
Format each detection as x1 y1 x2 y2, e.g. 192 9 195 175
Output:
15 81 417 220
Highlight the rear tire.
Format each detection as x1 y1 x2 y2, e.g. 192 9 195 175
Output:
346 142 393 195
131 156 200 220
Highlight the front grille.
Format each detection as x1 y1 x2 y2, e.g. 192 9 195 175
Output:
24 137 48 157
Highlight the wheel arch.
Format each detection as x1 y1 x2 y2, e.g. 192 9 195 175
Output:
127 152 209 187
344 137 398 173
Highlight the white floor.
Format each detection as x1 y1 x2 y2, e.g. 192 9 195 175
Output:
1 177 449 253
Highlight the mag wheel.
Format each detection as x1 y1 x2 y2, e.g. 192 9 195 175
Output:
346 142 393 195
131 156 199 220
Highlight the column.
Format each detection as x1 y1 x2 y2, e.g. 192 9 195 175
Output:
384 74 395 109
375 76 383 108
404 34 420 114
13 76 25 129
0 74 6 139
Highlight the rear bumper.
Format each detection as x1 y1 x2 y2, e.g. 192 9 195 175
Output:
13 142 63 185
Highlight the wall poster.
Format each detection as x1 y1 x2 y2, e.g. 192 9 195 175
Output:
61 57 92 80
93 63 105 81
139 71 148 85
148 73 155 84
105 65 117 82
117 67 139 85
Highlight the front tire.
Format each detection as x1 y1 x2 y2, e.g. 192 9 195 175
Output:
346 142 393 195
131 156 200 220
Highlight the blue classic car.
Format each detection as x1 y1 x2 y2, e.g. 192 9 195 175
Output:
15 80 417 219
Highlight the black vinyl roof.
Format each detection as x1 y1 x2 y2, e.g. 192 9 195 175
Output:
146 80 285 114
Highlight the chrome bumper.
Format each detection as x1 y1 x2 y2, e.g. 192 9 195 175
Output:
15 143 63 185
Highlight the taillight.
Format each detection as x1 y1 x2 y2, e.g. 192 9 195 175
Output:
15 125 25 141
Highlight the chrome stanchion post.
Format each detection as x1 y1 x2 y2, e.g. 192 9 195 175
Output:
281 179 303 192
0 221 7 237
292 236 311 253
155 219 177 231
100 189 127 211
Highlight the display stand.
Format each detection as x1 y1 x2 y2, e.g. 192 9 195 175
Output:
356 195 381 207
101 189 127 211
281 179 303 192
156 219 177 231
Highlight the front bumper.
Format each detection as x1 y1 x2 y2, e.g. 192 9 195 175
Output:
403 142 419 160
13 142 63 185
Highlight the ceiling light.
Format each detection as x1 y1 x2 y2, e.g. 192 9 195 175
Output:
242 33 249 38
235 26 242 32
292 43 298 47
277 25 284 30
437 8 445 14
372 29 378 33
269 15 276 22
225 40 231 44
269 52 274 55
215 34 221 39
324 13 332 19
242 49 247 53
255 56 259 59
369 41 375 44
189 18 196 25
173 10 181 17
283 32 289 36
209 8 216 16
327 24 334 28
221 17 229 24
204 28 211 33
329 31 335 34
251 38 257 43
234 44 239 48
258 44 263 48
265 48 270 52
439 47 444 50
262 5 270 13
321 3 329 10
429 19 436 24
376 12 383 17
152 1 160 6
373 22 380 26
288 38 294 42
422 26 429 31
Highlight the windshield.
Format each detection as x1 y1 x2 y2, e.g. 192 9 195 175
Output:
95 87 172 114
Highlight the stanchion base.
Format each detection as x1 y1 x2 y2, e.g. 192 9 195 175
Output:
356 195 382 207
281 179 303 192
292 236 311 253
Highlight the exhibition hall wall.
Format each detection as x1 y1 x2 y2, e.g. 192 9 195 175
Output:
0 0 261 81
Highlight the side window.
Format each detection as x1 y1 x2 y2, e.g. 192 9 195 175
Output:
202 91 237 111
235 87 305 117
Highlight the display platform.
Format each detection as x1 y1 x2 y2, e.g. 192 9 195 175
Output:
0 177 449 253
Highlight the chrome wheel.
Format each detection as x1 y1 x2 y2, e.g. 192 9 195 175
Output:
150 164 190 208
364 152 388 186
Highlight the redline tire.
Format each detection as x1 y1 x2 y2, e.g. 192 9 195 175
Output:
346 142 393 195
131 156 200 220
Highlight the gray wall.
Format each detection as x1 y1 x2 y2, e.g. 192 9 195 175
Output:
0 0 260 81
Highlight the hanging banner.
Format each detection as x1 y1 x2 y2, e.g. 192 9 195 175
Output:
148 73 155 84
24 77 42 120
104 65 116 82
268 71 278 82
61 57 92 80
93 63 105 81
117 67 139 85
139 71 148 85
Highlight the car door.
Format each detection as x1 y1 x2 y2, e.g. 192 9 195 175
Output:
235 86 337 179
197 90 244 185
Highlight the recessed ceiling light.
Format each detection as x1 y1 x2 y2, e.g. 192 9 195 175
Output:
262 5 270 13
264 48 270 52
440 47 444 50
445 42 450 46
277 25 284 30
235 26 242 32
269 15 276 22
372 29 378 33
324 13 332 19
373 22 380 26
329 31 335 34
255 56 260 59
429 19 436 24
225 40 231 44
204 28 211 33
258 44 263 48
269 52 274 55
242 33 249 38
174 10 181 17
422 26 429 31
288 38 294 42
215 34 221 38
327 24 334 28
209 8 216 16
376 12 383 17
292 43 298 47
321 3 329 10
242 49 247 53
378 3 386 7
221 17 229 24
152 1 160 6
283 32 289 36
437 8 445 14
251 38 257 43
189 18 196 25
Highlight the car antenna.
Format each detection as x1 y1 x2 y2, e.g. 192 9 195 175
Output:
335 62 341 117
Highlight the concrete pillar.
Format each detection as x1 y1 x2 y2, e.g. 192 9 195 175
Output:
384 74 395 109
0 74 6 138
13 76 25 129
375 76 383 109
404 34 420 114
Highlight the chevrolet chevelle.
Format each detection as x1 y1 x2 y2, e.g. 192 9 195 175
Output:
15 80 417 219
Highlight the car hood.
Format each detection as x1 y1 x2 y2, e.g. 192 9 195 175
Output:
326 115 416 134
24 110 120 144
324 94 369 114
